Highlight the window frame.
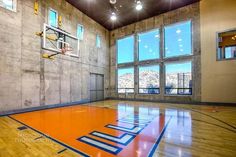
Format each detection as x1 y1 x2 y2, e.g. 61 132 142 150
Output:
216 28 236 61
77 24 84 41
96 34 101 48
48 8 58 28
116 34 135 65
138 64 160 95
0 0 17 12
115 20 194 96
117 66 135 94
137 28 161 61
164 60 193 96
163 20 193 59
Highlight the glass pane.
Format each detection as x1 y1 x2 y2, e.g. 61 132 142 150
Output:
49 9 57 27
217 29 236 60
139 65 160 94
117 36 134 64
165 62 192 95
164 21 192 57
138 29 160 61
118 68 134 93
225 46 236 59
77 25 84 40
96 35 101 48
0 0 13 10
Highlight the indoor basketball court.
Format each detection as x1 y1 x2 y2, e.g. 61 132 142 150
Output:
0 0 236 157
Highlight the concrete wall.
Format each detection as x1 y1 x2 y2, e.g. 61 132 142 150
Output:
109 3 201 103
0 0 109 112
200 0 236 103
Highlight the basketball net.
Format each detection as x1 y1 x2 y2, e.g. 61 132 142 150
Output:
61 44 73 55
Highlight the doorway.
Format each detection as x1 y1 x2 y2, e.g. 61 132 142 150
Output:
90 73 104 102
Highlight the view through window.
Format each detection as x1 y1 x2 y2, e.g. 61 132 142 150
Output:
138 29 160 61
49 9 58 27
117 20 193 95
165 62 192 95
117 67 134 93
164 21 192 58
139 65 160 94
0 0 14 11
117 36 134 64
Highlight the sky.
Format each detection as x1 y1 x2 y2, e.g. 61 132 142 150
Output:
117 21 192 76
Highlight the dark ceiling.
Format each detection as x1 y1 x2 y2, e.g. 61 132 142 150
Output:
66 0 199 30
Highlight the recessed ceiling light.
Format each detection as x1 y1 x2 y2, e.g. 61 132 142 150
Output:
136 1 143 11
178 38 182 42
110 0 116 4
110 12 117 21
176 29 181 34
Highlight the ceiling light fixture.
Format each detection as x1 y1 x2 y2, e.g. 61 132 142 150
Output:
110 0 117 4
110 12 117 21
136 1 143 11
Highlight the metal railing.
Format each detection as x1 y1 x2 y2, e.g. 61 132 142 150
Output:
165 88 192 95
138 88 160 94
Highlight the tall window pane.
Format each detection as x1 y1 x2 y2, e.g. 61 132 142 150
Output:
139 65 160 94
0 0 14 11
138 29 160 61
164 21 192 58
225 46 236 59
96 35 101 48
77 24 84 40
165 61 192 95
118 68 134 93
49 9 58 27
117 36 134 64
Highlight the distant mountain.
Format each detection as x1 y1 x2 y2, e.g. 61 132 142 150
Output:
118 71 191 90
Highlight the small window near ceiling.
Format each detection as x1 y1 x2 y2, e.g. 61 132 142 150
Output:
138 29 160 61
117 36 134 64
164 21 192 58
96 34 101 48
165 61 192 95
217 29 236 60
0 0 16 11
117 67 134 94
139 65 160 94
48 8 58 27
77 24 84 40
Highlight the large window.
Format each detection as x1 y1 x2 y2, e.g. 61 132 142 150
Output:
139 65 160 94
117 36 134 64
164 21 192 58
138 29 160 61
165 61 192 95
116 20 194 96
118 68 134 93
48 8 58 27
0 0 16 11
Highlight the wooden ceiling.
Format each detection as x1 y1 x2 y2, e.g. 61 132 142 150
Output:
66 0 200 30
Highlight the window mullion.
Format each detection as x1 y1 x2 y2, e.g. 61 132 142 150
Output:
159 25 165 97
134 34 139 96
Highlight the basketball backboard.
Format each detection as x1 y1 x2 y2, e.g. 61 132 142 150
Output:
42 23 79 57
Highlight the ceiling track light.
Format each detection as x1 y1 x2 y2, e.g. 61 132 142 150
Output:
136 0 143 11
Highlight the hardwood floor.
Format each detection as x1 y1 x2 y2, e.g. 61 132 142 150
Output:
0 100 236 157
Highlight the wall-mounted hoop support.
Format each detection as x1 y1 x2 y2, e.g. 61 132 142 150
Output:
36 23 79 59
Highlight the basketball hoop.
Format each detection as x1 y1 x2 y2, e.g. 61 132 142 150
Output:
61 44 73 55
